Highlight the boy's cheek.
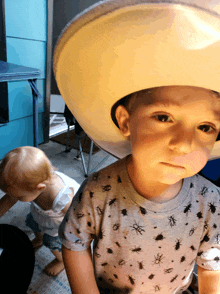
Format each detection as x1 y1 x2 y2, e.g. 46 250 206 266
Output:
183 148 210 175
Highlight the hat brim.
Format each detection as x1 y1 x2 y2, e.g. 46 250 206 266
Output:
54 0 220 160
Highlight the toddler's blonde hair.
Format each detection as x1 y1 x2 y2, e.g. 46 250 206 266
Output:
0 146 55 192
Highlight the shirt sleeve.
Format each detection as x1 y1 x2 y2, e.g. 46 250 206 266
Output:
196 186 220 271
59 178 97 251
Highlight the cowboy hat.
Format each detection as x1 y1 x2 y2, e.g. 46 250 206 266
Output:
54 0 220 159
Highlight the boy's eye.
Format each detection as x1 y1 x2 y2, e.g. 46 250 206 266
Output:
199 125 215 133
154 115 172 122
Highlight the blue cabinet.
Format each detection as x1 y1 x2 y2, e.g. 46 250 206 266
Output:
0 0 53 159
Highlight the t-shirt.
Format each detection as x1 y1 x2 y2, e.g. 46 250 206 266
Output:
59 157 220 294
31 171 80 236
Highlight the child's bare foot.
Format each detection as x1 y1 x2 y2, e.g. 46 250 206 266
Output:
43 258 65 276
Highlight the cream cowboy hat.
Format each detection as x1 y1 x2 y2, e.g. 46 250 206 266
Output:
54 0 220 160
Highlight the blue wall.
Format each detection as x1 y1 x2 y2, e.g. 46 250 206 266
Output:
0 0 47 159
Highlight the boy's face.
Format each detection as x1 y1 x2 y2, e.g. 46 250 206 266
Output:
116 86 220 185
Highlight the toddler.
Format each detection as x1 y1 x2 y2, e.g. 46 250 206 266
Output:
0 146 80 276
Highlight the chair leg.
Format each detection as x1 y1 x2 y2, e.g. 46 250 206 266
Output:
77 135 88 177
65 119 71 152
87 140 94 176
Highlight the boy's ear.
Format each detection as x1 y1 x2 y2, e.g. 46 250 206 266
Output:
115 105 131 137
36 183 46 191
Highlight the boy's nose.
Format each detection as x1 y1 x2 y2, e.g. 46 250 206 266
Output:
169 129 195 154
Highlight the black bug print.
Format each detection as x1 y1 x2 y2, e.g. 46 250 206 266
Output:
76 228 81 234
87 221 91 227
214 256 220 263
96 206 103 215
164 268 173 274
76 212 85 219
174 238 182 250
94 252 101 258
148 274 155 279
130 221 145 235
131 246 142 253
109 198 117 206
184 202 192 216
101 262 108 266
107 248 113 254
215 233 220 244
190 183 194 188
74 238 83 245
113 223 120 231
99 229 105 239
139 206 147 215
90 191 94 198
117 175 122 183
128 275 135 285
197 251 203 257
121 209 128 216
197 211 203 219
115 242 121 247
153 253 164 265
138 261 144 270
78 192 83 203
154 285 161 292
189 226 196 236
108 278 114 284
204 221 208 230
102 185 111 192
170 275 178 283
92 172 99 181
213 223 218 229
190 245 196 251
201 232 210 243
154 233 165 241
200 186 209 196
180 256 186 263
114 274 118 279
118 259 126 266
208 202 217 214
168 215 177 228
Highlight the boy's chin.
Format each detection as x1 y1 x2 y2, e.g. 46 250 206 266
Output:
160 174 185 185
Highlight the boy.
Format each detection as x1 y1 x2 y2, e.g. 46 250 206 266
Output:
54 0 220 293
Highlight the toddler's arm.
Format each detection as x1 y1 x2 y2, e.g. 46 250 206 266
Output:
0 194 18 218
62 245 100 294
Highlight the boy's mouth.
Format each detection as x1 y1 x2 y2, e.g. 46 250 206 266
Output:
162 162 185 169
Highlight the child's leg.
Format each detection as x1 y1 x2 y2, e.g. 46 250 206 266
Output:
43 249 65 276
42 233 64 276
32 231 43 249
25 212 43 249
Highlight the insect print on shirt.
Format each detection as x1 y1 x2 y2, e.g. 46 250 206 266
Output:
92 172 99 181
138 261 144 270
117 175 122 183
170 275 178 283
131 245 142 253
174 238 182 250
102 185 112 192
164 268 173 274
208 202 217 214
128 275 135 285
214 256 220 263
109 198 117 206
197 211 203 219
168 215 177 228
201 232 210 243
183 202 192 216
121 208 128 216
153 253 164 266
200 186 209 196
154 284 161 292
189 226 196 236
130 221 145 235
96 205 103 215
215 233 220 244
139 206 147 215
154 233 165 241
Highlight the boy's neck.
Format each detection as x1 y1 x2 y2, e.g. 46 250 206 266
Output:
126 155 183 203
